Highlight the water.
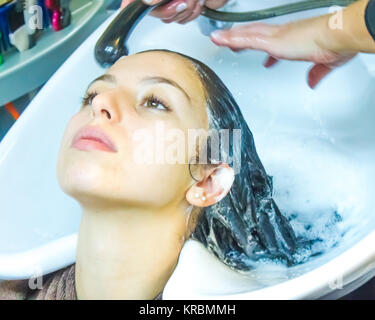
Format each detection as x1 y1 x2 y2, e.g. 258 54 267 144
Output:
223 74 375 289
258 132 374 273
191 128 375 292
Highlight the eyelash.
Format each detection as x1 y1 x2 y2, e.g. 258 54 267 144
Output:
82 91 98 106
81 92 170 112
141 94 170 112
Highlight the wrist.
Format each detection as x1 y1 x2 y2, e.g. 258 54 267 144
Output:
315 13 351 54
321 0 375 54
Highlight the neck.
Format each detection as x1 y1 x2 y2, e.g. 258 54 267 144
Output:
75 203 192 300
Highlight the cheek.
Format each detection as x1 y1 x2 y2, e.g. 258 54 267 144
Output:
129 118 196 163
125 163 191 205
60 112 88 150
118 119 192 205
57 112 92 191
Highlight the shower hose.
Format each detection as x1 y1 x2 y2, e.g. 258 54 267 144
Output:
202 0 357 22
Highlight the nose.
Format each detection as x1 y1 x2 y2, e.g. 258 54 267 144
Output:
91 91 121 123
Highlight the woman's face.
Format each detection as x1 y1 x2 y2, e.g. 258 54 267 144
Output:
57 51 209 209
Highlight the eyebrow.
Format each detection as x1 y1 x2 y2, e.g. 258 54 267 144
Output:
88 74 117 88
142 76 191 101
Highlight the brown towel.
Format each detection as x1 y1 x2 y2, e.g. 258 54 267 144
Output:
0 264 76 300
0 264 162 300
29 264 77 300
0 277 30 300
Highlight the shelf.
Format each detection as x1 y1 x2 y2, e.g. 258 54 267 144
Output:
0 0 116 106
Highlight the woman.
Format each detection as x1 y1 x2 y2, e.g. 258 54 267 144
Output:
0 50 298 300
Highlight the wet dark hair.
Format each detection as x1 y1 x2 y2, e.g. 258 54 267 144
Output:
138 50 299 271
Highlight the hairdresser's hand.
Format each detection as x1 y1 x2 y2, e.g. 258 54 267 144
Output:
210 20 356 89
121 0 228 24
210 0 375 89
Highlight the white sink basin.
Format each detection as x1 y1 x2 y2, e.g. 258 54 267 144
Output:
1 1 375 299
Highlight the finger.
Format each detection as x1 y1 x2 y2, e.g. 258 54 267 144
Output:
211 30 274 53
163 11 187 23
150 0 189 20
307 64 333 89
142 0 165 5
121 0 133 8
174 0 197 23
205 0 227 9
210 24 278 52
161 18 174 23
222 22 278 37
178 0 203 24
264 55 279 68
162 9 188 23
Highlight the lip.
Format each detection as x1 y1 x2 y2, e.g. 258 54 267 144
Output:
71 126 117 153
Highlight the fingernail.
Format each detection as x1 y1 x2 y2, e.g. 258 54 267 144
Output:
143 0 153 4
176 2 187 13
199 0 205 6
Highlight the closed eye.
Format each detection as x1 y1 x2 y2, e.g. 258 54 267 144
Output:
82 91 98 106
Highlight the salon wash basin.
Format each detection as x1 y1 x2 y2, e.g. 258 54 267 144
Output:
1 0 375 299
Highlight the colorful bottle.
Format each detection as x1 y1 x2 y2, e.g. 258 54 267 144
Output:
8 3 34 52
37 0 50 28
0 1 13 51
45 0 71 31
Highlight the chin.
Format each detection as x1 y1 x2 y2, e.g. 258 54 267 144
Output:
57 156 108 198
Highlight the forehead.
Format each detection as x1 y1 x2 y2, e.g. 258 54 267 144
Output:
108 51 205 99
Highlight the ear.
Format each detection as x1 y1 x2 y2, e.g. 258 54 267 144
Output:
186 163 234 208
